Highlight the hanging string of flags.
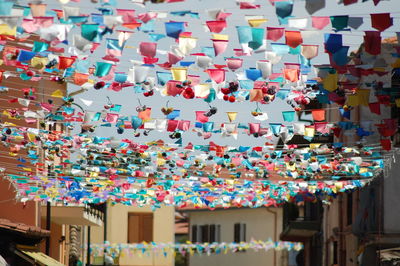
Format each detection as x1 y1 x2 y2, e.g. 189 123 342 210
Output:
88 240 304 259
7 172 375 209
0 0 396 210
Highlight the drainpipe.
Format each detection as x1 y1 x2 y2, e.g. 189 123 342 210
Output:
103 203 107 266
87 226 91 266
45 202 51 255
339 196 345 266
266 208 278 266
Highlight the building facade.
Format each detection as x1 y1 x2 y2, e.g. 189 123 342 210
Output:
282 39 400 266
186 207 294 266
90 204 175 266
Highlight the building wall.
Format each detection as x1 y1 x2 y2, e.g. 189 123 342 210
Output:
91 204 175 266
384 154 400 233
322 42 397 266
0 36 66 227
188 207 284 266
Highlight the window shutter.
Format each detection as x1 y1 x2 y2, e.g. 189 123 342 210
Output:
201 225 209 243
216 225 221 242
209 224 216 243
142 214 153 242
234 223 240 243
128 214 140 243
192 225 198 242
241 224 246 242
128 213 153 243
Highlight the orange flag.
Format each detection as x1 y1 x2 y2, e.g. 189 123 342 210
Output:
285 30 303 48
312 109 326 121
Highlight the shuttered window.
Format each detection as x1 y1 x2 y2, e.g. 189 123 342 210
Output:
128 213 153 243
191 224 221 243
234 223 246 242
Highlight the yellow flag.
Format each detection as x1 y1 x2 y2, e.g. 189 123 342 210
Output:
171 67 187 81
392 58 400 68
309 143 321 149
285 162 296 171
51 89 64 98
357 89 370 106
346 94 359 107
304 127 315 137
226 112 237 122
395 98 400 108
0 24 16 36
212 34 229 40
322 72 338 92
248 19 268 27
31 57 48 69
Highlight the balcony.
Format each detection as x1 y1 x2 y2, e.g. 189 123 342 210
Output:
41 204 104 227
280 202 322 242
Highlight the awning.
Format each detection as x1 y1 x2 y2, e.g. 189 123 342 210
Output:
15 249 65 266
380 247 400 262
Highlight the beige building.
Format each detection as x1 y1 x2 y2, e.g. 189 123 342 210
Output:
91 204 175 266
185 207 294 266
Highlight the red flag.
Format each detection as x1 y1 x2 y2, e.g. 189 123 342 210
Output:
370 13 393 32
58 56 75 69
343 0 357 5
364 31 381 55
206 20 227 33
381 139 391 151
368 102 381 115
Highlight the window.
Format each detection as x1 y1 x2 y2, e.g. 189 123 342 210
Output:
234 223 246 242
128 213 153 243
191 224 221 243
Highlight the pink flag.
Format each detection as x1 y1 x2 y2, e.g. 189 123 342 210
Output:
226 58 243 71
216 11 232 20
312 16 330 30
168 52 183 64
212 39 229 56
106 113 119 123
206 69 226 83
117 9 136 23
249 123 261 134
139 42 157 58
195 111 209 123
239 2 260 9
187 75 200 86
266 27 284 41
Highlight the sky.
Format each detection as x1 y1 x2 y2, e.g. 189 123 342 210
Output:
40 0 400 147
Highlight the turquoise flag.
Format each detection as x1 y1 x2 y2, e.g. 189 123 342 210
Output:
32 41 49 52
282 111 295 122
236 26 252 44
81 24 100 41
95 62 112 77
249 28 264 50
